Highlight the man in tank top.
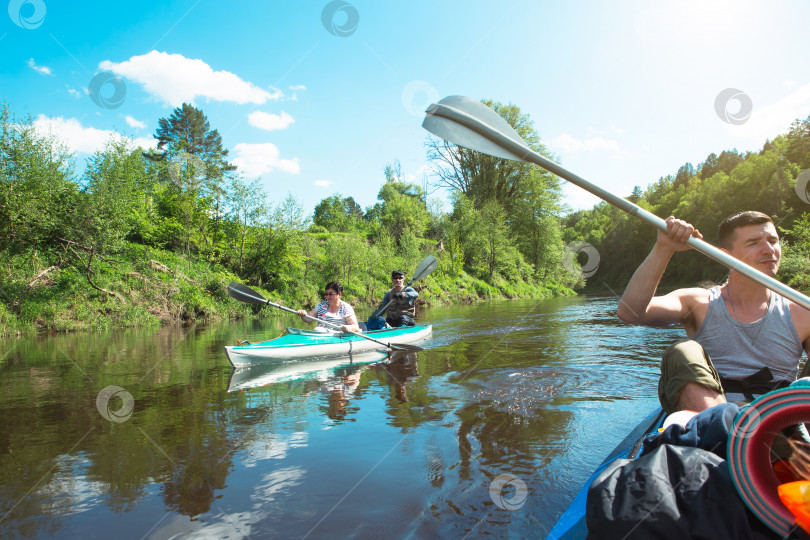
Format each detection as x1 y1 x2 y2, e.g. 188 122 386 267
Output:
617 211 810 414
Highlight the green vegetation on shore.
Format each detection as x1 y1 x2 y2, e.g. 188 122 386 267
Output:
0 100 577 337
564 115 810 294
1 239 574 336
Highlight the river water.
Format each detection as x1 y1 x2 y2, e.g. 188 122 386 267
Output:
0 296 684 539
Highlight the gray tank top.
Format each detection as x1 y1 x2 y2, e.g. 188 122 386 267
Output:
692 286 804 381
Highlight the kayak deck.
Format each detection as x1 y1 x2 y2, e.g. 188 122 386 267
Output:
545 408 666 539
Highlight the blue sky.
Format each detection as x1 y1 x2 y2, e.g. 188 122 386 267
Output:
3 0 810 216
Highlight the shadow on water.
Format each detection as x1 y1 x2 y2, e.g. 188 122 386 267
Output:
0 297 683 539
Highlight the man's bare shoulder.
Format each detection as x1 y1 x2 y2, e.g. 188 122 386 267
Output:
665 286 712 302
787 299 810 340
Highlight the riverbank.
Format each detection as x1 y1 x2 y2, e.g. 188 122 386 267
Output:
0 242 576 337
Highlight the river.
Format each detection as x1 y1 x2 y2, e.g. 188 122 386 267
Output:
0 296 685 539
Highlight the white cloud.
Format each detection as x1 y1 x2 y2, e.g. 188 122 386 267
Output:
248 111 294 131
125 115 146 129
66 86 81 99
549 134 629 156
726 82 810 142
404 164 431 183
232 143 300 178
314 180 334 188
27 58 52 76
634 0 756 48
587 125 627 136
99 51 283 107
32 115 156 155
287 84 307 101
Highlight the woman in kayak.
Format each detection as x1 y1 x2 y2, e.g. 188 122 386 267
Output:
296 281 361 333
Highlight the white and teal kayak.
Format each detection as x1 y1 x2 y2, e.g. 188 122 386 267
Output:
224 324 432 367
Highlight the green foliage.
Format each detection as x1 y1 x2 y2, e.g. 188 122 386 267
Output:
313 194 363 232
80 137 151 252
423 99 570 287
780 213 810 292
566 125 810 291
0 98 575 337
371 181 430 244
145 103 237 258
0 104 77 254
785 115 810 171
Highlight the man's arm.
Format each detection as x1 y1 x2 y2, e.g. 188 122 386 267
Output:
618 217 703 326
400 287 418 299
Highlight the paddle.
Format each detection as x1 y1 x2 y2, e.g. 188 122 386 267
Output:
370 255 439 320
226 282 424 352
422 95 810 311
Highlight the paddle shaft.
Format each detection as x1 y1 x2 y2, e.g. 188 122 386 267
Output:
266 298 419 351
427 101 810 311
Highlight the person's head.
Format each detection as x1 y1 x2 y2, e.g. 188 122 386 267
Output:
324 281 343 300
718 211 775 249
391 270 405 288
718 211 781 275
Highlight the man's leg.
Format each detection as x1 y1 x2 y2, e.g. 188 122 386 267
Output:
676 381 726 412
659 339 725 414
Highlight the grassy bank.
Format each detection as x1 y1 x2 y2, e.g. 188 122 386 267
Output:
0 242 576 337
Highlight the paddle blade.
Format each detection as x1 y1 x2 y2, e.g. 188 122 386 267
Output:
412 255 438 281
227 282 269 306
422 95 533 162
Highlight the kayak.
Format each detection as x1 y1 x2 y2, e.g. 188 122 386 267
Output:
545 408 666 539
224 324 432 367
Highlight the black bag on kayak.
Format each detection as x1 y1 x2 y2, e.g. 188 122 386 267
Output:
585 444 783 539
641 402 739 458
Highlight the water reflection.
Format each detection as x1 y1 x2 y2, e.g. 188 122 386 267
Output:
0 297 682 538
227 351 387 392
371 351 419 402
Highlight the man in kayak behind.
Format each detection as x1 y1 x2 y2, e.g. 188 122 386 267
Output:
296 281 361 334
383 270 419 327
617 211 810 414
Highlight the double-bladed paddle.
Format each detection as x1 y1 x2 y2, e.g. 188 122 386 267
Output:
421 95 810 311
370 254 438 320
227 282 424 352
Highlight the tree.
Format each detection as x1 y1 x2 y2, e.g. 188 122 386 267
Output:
426 99 553 212
81 137 150 252
673 163 695 188
511 168 566 279
146 103 236 256
0 103 77 254
227 176 267 272
150 103 235 172
313 194 363 232
785 115 810 171
373 181 429 243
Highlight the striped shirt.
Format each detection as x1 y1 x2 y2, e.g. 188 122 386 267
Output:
314 300 356 328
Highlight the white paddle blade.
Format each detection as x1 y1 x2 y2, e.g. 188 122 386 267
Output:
422 95 533 162
413 255 438 281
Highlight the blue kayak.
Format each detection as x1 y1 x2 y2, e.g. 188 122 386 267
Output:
545 408 666 539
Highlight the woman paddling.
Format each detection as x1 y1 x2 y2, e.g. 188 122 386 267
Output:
297 281 361 334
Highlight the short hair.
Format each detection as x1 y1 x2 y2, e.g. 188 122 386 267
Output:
325 281 343 294
717 211 774 249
